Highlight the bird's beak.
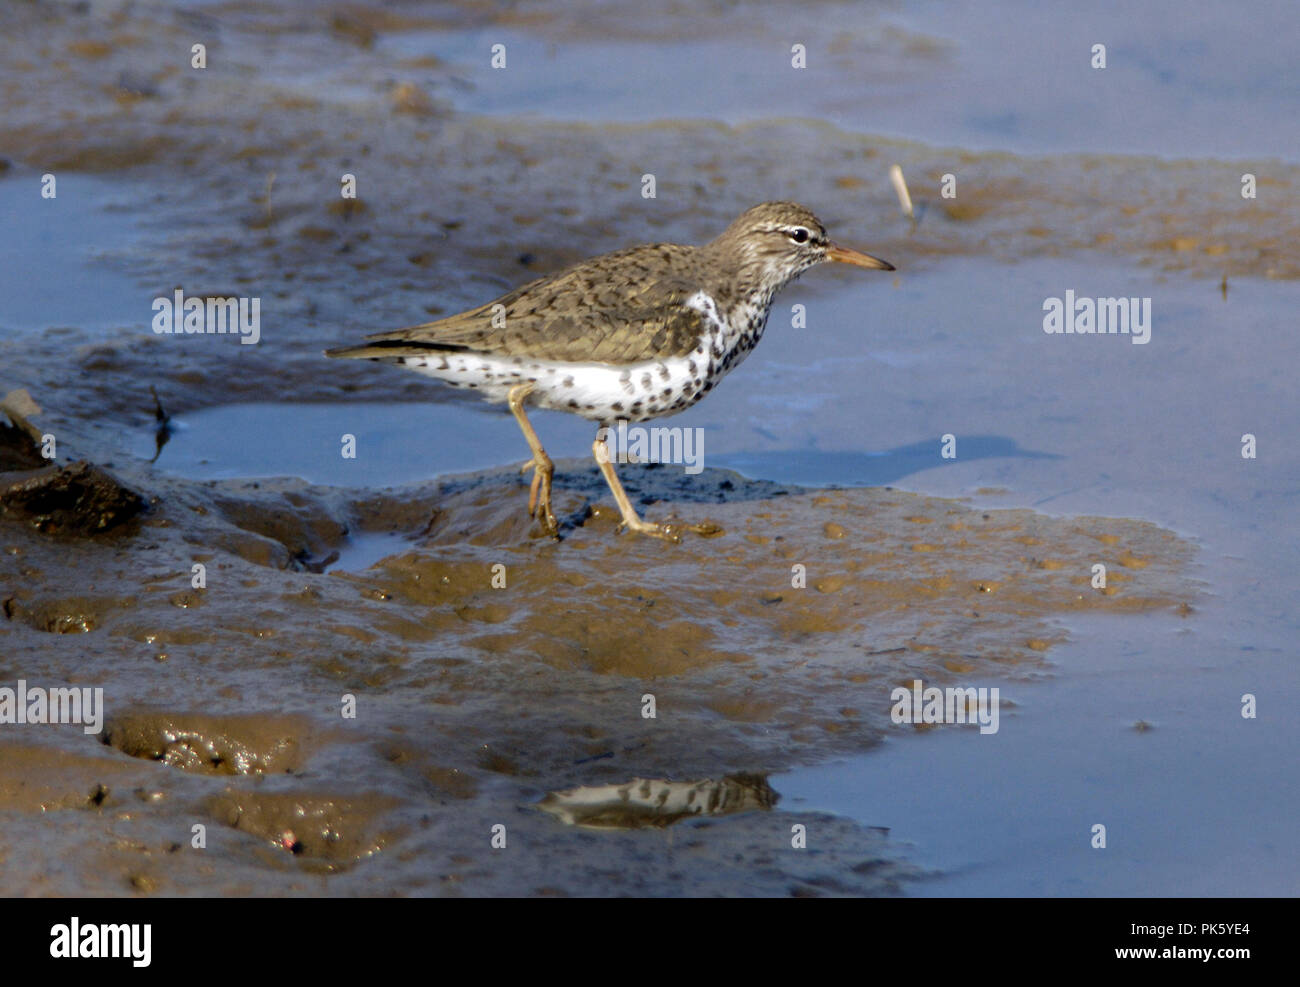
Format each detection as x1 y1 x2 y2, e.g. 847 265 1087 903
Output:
826 244 895 271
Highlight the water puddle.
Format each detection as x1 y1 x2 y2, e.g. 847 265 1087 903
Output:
136 400 596 487
378 0 1300 159
326 531 414 573
0 172 147 333
774 610 1298 896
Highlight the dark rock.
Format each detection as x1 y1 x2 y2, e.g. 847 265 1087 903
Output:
0 461 145 535
0 422 45 471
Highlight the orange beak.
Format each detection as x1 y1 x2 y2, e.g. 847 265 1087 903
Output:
827 244 895 271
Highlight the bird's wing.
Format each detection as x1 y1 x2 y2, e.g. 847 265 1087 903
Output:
326 246 709 364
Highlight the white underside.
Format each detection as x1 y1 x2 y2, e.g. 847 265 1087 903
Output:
403 351 699 419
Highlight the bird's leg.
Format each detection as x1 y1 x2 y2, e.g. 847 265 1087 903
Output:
507 382 557 536
591 432 723 542
592 432 673 540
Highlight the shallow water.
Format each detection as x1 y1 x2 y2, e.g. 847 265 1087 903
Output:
776 607 1299 896
137 401 585 487
0 173 145 333
382 0 1300 159
327 530 418 572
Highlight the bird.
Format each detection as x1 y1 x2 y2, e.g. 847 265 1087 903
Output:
325 201 894 541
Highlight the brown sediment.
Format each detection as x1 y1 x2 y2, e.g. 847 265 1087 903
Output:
102 711 316 775
206 789 402 868
0 743 149 813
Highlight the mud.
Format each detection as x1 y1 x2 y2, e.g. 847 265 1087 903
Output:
103 712 316 776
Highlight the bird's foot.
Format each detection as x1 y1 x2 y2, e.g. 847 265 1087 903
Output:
524 457 558 537
619 516 724 542
532 505 559 538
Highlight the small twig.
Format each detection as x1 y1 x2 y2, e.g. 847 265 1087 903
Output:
888 164 914 220
263 172 276 225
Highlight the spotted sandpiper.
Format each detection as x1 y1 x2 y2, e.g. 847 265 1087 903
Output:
326 201 893 541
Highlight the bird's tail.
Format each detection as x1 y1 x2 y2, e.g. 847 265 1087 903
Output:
323 343 386 360
324 339 464 360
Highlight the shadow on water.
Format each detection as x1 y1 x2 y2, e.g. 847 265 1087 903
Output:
714 436 1061 490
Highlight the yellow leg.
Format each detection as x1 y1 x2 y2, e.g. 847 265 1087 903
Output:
591 431 723 542
507 383 557 536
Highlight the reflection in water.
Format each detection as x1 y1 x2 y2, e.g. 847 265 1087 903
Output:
148 385 173 464
538 774 778 829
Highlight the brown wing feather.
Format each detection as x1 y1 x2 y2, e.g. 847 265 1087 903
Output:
326 244 710 364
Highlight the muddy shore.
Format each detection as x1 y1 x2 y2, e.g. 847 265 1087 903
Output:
0 0 1286 896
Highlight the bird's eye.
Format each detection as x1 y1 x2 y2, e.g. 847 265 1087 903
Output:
788 228 810 244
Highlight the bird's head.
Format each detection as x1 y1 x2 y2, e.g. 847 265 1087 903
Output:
710 201 894 294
